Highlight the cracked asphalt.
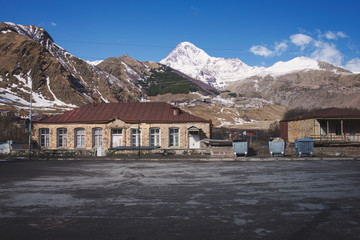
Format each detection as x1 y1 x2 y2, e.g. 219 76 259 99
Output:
0 159 359 240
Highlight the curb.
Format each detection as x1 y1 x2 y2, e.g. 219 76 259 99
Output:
6 156 360 162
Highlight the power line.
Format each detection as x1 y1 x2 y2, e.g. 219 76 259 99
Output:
56 40 250 53
56 40 173 49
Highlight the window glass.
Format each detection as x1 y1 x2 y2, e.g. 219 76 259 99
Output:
75 128 85 148
169 128 179 147
150 128 160 147
57 128 67 147
39 128 49 147
131 128 141 147
93 128 103 147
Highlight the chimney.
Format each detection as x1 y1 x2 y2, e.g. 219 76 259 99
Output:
172 107 180 116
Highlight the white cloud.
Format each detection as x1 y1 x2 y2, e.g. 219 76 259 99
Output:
290 33 313 48
274 41 288 55
325 31 337 40
250 30 354 67
311 42 343 66
345 58 360 73
337 31 347 38
51 22 57 27
250 45 273 57
324 31 348 40
250 41 287 57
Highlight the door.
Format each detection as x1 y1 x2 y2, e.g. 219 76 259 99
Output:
112 129 123 148
188 131 200 149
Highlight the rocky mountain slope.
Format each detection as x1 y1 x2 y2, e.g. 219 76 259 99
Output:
226 70 360 109
160 42 352 89
2 23 358 129
0 22 141 113
97 55 159 86
97 56 219 96
160 41 360 111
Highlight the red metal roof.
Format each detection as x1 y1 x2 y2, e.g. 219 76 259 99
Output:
39 102 210 124
282 108 360 122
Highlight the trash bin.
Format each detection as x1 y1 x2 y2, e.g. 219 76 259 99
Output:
233 139 249 157
269 138 285 157
295 138 314 157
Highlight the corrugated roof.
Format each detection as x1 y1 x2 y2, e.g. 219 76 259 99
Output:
39 102 210 124
282 108 360 122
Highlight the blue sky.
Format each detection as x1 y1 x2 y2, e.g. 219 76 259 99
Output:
2 0 360 72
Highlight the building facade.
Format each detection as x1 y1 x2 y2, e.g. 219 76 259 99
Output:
32 102 212 153
280 108 360 144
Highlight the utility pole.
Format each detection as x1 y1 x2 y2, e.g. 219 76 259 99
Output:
28 75 33 160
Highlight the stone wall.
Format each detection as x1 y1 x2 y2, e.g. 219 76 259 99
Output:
32 121 211 151
288 119 316 143
285 144 360 157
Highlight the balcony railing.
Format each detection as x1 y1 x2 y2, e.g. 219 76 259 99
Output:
310 134 360 143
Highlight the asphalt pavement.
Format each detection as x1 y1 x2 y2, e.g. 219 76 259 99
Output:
0 159 359 239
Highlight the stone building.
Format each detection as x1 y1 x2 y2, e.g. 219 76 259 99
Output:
280 108 360 144
32 102 212 155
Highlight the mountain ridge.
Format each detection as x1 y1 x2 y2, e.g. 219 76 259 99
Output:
160 41 352 89
1 23 359 129
0 22 142 113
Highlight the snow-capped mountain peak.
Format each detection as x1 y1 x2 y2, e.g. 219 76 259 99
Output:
266 57 319 73
161 42 349 89
161 42 255 88
163 41 211 66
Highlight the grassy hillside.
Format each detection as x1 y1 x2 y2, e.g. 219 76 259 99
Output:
139 66 211 96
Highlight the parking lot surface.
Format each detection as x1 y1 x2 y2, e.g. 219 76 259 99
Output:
0 159 360 240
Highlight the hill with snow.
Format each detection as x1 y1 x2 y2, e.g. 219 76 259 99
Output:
0 22 142 112
160 42 351 89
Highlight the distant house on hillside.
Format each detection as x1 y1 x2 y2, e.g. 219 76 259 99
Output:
32 102 212 154
280 108 360 144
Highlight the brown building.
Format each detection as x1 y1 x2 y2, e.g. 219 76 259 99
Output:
280 108 360 144
32 102 212 154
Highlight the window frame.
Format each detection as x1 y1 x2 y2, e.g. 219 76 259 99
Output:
57 128 68 148
39 128 50 147
131 128 142 147
169 127 180 147
150 128 161 147
75 128 86 148
92 128 103 148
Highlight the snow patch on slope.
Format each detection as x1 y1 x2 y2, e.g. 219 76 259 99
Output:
86 60 104 66
0 73 77 110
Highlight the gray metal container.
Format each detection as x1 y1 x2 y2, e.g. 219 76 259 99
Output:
295 138 314 157
269 138 285 157
232 140 249 157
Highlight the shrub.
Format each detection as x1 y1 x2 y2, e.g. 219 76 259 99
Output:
228 92 237 98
